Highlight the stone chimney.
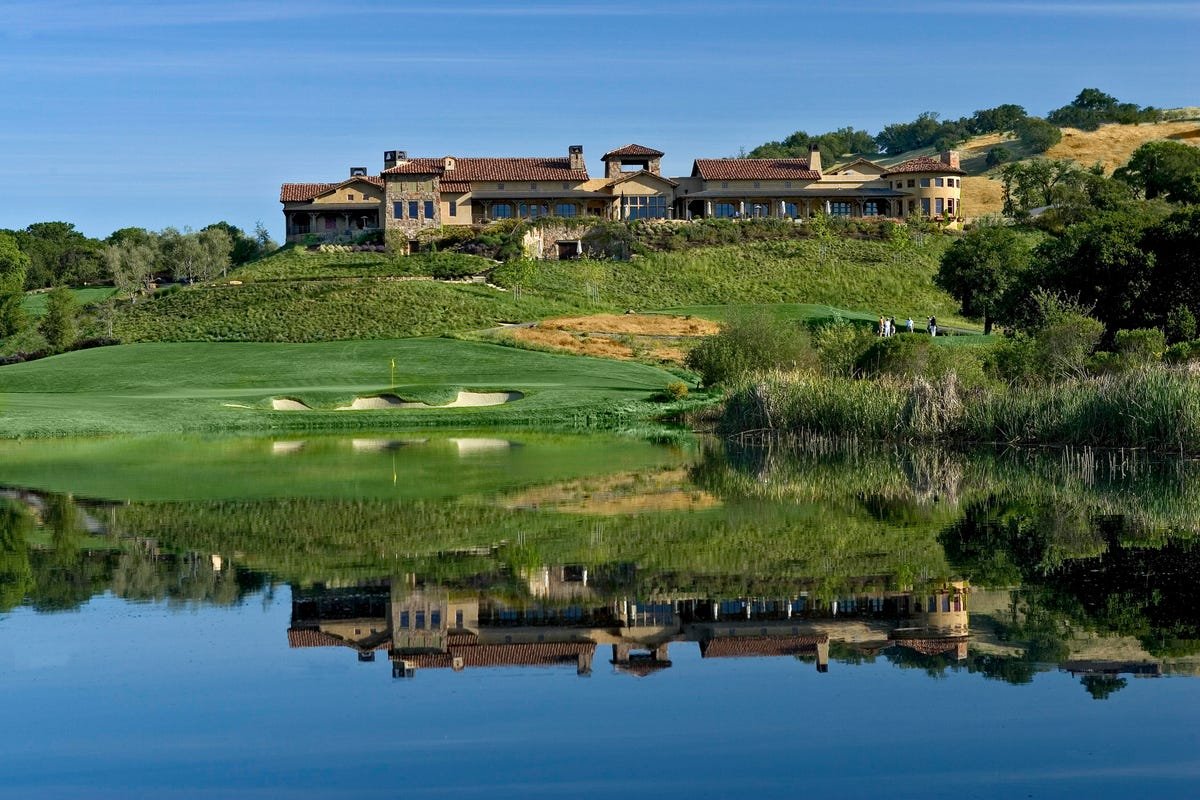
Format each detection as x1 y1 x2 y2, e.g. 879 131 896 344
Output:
568 145 585 172
443 156 456 171
808 143 822 174
941 150 961 170
349 166 367 177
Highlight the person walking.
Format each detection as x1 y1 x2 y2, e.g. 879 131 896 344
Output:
889 317 897 338
879 316 887 337
928 316 938 337
906 317 914 334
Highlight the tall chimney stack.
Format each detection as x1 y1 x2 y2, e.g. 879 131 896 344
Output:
808 143 822 174
568 145 585 171
941 150 961 170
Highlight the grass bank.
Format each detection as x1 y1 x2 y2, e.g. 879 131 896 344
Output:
721 368 1200 452
0 337 702 438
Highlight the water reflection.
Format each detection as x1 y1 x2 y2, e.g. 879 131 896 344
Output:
288 575 970 679
3 432 1200 699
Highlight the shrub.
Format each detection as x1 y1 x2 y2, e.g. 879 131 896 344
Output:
1164 340 1200 365
685 311 810 386
1114 328 1165 368
986 146 1012 167
664 381 689 401
1165 306 1197 344
857 334 986 387
1014 117 1062 153
811 318 875 377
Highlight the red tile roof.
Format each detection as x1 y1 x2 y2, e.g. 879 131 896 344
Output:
398 640 594 669
700 634 828 659
693 158 820 181
287 628 389 651
603 143 665 159
382 157 589 182
888 637 968 657
882 156 966 176
279 176 383 203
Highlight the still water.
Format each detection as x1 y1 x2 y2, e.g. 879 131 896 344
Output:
2 433 1199 798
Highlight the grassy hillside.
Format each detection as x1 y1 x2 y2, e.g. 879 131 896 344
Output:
109 279 576 342
495 237 970 327
948 120 1200 216
0 338 692 438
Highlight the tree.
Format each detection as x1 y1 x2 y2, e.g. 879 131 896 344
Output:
40 286 78 351
1114 141 1200 203
104 239 159 300
1013 116 1062 153
14 221 104 288
936 222 1030 333
253 221 278 254
968 104 1028 135
0 232 30 337
1000 159 1081 216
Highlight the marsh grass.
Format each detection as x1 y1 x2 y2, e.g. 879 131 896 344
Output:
723 367 1200 453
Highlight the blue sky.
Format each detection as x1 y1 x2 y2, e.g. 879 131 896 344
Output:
1 0 1196 240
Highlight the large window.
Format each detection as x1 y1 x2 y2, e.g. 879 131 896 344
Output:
492 203 512 219
919 178 931 188
921 198 931 215
714 202 736 218
392 202 404 219
829 201 852 217
555 203 577 217
784 202 798 218
519 202 548 218
407 200 418 218
935 197 945 215
935 177 945 187
424 200 434 219
622 195 667 219
863 200 881 216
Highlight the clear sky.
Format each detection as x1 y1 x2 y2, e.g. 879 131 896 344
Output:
1 0 1196 240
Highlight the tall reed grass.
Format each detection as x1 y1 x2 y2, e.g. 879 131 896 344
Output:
722 367 1200 453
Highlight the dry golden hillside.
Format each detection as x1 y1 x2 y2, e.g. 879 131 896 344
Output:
958 119 1200 217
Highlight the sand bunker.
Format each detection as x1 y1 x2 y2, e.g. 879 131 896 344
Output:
271 441 306 455
338 391 523 410
449 437 512 454
269 391 523 411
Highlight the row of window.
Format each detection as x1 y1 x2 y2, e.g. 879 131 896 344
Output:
490 202 581 219
397 610 443 629
903 197 957 215
394 200 436 220
893 177 961 189
621 195 668 219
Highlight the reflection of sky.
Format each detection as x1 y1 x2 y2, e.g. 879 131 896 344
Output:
2 591 1199 799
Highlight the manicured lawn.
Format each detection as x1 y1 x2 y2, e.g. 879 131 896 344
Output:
0 338 692 438
234 249 494 282
22 287 118 317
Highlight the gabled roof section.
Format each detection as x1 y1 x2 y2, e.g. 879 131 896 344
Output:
280 176 382 203
312 176 385 199
700 634 828 659
602 143 665 160
828 157 887 175
692 158 820 181
382 157 589 182
882 156 966 176
606 170 679 189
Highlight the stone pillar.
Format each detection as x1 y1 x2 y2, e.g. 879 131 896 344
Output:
705 201 713 217
816 640 830 672
738 200 746 217
577 649 593 676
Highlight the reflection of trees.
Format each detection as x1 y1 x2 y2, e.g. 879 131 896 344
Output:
1081 674 1127 700
0 500 33 612
111 547 265 606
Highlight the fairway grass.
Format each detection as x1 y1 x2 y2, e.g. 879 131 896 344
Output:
0 338 694 438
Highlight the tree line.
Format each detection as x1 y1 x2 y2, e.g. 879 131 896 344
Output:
747 88 1172 165
0 220 276 351
936 140 1200 357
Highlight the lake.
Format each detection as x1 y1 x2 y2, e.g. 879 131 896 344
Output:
2 433 1199 798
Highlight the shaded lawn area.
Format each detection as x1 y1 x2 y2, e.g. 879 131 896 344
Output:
0 338 689 438
22 287 119 317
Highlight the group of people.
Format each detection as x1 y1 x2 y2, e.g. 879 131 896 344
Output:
878 315 939 337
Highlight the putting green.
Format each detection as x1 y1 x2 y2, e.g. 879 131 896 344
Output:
0 338 688 438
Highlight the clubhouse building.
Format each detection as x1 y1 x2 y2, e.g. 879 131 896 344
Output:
280 143 965 244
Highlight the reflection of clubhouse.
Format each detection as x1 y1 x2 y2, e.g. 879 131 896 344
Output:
287 570 969 678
